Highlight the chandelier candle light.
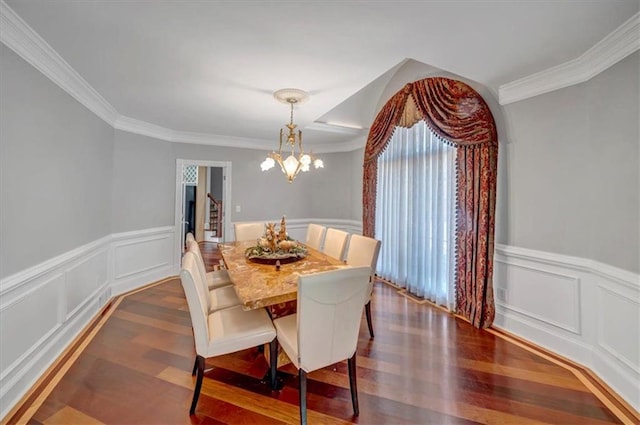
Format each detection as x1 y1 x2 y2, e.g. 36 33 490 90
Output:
261 89 324 183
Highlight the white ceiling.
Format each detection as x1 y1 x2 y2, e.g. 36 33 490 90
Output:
5 0 639 150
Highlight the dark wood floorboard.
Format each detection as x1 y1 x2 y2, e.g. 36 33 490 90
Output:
6 241 633 424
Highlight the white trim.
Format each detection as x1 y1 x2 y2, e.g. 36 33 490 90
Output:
0 234 111 297
499 12 640 105
0 226 176 420
495 244 639 289
0 1 118 124
3 0 636 148
493 243 640 411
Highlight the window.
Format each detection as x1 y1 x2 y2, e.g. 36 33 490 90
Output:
375 120 456 308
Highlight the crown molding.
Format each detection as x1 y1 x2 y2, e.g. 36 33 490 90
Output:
115 115 365 153
499 12 640 105
0 1 119 124
115 115 272 150
307 121 367 136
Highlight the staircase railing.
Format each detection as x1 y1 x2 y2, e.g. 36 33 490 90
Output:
207 193 223 238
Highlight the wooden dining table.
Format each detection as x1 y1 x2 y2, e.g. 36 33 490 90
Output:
218 240 348 313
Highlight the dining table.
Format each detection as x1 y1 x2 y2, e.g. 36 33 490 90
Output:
218 240 349 371
218 240 348 313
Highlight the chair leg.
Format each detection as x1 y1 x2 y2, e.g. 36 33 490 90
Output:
365 301 374 338
299 370 307 425
191 356 198 376
189 355 205 415
269 338 278 390
348 354 359 416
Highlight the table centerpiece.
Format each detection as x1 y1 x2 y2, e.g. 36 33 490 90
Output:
244 216 307 265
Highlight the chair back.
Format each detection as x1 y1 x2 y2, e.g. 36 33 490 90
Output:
305 224 326 251
345 235 381 279
184 241 212 311
185 232 196 244
179 252 210 356
322 228 349 260
186 239 206 279
296 266 372 372
234 222 264 241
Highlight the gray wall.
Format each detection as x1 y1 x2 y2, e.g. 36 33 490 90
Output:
350 148 364 221
502 52 639 273
111 130 358 233
0 45 114 278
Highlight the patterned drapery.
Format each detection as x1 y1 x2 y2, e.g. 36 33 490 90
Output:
363 78 498 328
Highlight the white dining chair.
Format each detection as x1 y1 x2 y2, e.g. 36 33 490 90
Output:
179 253 278 415
234 222 265 241
272 266 372 425
186 239 232 290
345 234 381 339
305 224 326 251
322 228 349 261
183 251 240 313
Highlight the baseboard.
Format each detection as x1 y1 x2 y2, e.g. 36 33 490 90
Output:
0 226 176 420
493 244 640 411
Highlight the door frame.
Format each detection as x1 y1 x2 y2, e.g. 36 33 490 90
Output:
174 159 232 270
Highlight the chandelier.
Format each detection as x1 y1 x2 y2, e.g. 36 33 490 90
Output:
260 89 323 183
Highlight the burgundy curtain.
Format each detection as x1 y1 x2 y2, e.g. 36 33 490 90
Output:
363 78 498 328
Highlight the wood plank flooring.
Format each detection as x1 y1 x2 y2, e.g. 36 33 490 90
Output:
5 242 638 424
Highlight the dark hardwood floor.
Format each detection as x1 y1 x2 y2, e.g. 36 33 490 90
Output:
5 242 637 424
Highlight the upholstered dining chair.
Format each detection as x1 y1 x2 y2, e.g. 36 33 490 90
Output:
234 222 265 241
345 234 382 339
183 251 240 313
272 266 373 425
179 253 278 415
321 228 349 261
186 239 232 290
305 224 326 251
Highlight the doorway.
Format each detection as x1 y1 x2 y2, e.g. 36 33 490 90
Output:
174 159 232 269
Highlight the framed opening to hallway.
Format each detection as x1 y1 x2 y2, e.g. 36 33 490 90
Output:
174 159 232 271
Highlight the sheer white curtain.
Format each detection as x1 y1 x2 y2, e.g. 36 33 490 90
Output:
375 120 456 308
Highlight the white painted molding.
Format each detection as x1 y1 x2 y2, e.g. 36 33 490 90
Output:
0 1 367 155
0 226 177 420
307 121 367 136
0 235 111 297
495 244 639 289
499 12 640 105
0 1 118 124
494 243 640 411
3 1 637 149
114 115 365 153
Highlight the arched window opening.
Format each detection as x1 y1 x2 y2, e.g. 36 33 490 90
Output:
363 78 498 328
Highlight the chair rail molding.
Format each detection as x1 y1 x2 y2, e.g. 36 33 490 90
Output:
0 226 175 420
493 243 640 411
499 12 640 105
231 218 363 243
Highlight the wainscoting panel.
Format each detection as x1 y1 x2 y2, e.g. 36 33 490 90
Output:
0 273 63 379
111 227 175 296
493 244 640 411
65 248 109 319
495 259 581 334
246 218 363 245
0 226 176 420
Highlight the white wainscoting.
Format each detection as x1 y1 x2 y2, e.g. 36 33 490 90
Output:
231 218 362 243
493 244 640 411
0 226 175 420
283 218 363 242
